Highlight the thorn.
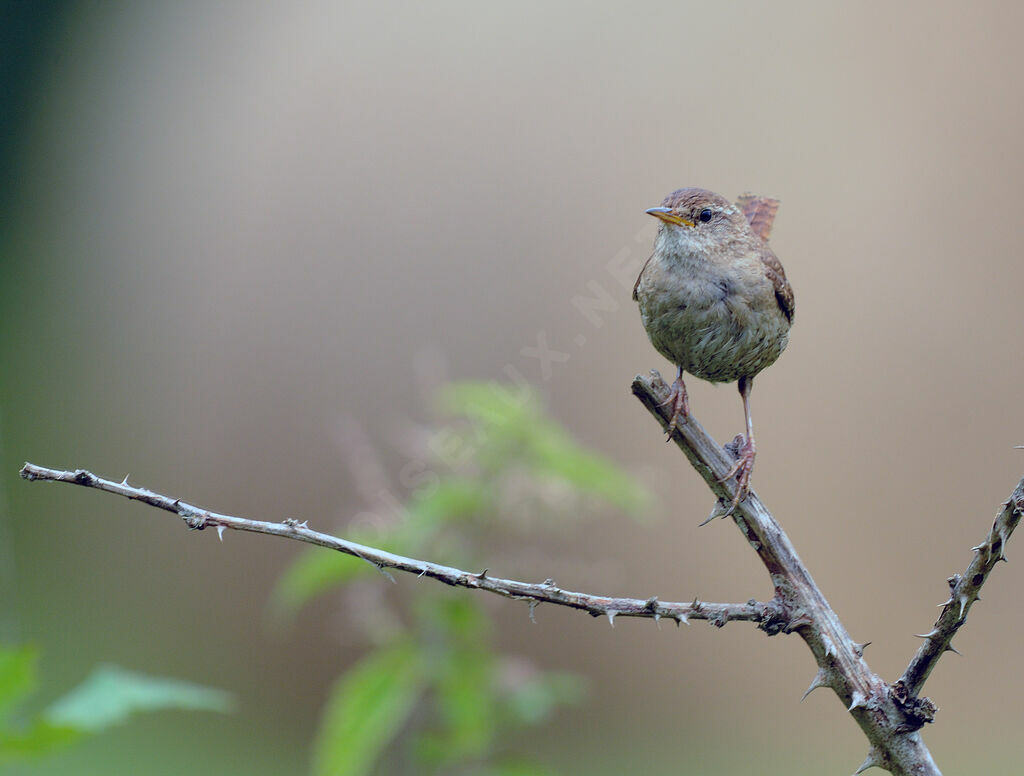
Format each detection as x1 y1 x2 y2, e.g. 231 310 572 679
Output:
216 524 225 542
361 557 395 583
854 747 883 774
121 473 131 486
528 600 537 624
822 635 836 658
944 643 962 655
607 610 618 627
958 595 968 619
645 596 660 622
676 612 689 626
936 598 953 608
699 504 724 526
475 568 489 579
914 629 939 639
852 641 871 657
848 689 867 711
971 543 986 553
542 578 555 586
801 669 829 702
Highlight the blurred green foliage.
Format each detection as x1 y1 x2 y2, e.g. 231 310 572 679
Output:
275 382 648 775
0 644 231 766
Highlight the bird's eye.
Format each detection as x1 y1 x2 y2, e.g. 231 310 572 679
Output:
698 208 713 223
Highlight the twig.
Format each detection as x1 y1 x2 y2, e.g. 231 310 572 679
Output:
21 371 1023 776
899 480 1024 695
632 371 940 776
18 463 779 628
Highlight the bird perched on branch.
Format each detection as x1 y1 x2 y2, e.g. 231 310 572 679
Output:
633 188 794 515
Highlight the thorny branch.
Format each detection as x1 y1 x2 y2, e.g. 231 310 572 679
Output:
899 479 1024 695
17 463 779 629
19 371 1024 776
632 369 1023 776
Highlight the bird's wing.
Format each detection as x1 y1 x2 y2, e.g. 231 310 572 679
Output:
736 193 779 242
632 254 654 301
738 193 793 321
760 244 795 323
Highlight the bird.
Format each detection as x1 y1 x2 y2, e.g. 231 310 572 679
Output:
633 187 794 515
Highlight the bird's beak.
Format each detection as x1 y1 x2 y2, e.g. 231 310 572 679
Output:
645 207 695 228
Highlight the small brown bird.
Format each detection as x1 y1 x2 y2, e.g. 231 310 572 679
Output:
633 188 794 514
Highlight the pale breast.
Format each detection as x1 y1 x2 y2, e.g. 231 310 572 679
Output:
635 255 790 383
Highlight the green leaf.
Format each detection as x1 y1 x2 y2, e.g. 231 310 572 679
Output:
526 424 651 515
0 719 81 763
405 478 491 530
434 647 494 763
45 665 233 732
409 598 495 766
0 646 82 764
422 595 490 641
504 671 586 726
438 381 651 515
270 548 374 618
0 645 37 722
483 761 558 776
270 479 495 624
312 643 424 776
437 381 536 431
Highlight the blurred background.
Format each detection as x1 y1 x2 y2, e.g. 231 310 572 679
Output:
2 1 1023 773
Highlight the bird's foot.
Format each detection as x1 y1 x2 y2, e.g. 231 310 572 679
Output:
716 434 755 517
658 374 689 438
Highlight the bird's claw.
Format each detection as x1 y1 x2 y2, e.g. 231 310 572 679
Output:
659 375 689 438
715 435 755 517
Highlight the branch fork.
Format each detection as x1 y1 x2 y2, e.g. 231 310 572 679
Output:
631 370 1022 775
18 369 1024 776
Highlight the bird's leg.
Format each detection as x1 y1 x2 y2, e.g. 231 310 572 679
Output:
658 366 689 437
718 375 756 515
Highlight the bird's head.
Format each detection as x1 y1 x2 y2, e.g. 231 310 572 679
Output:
646 188 753 255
